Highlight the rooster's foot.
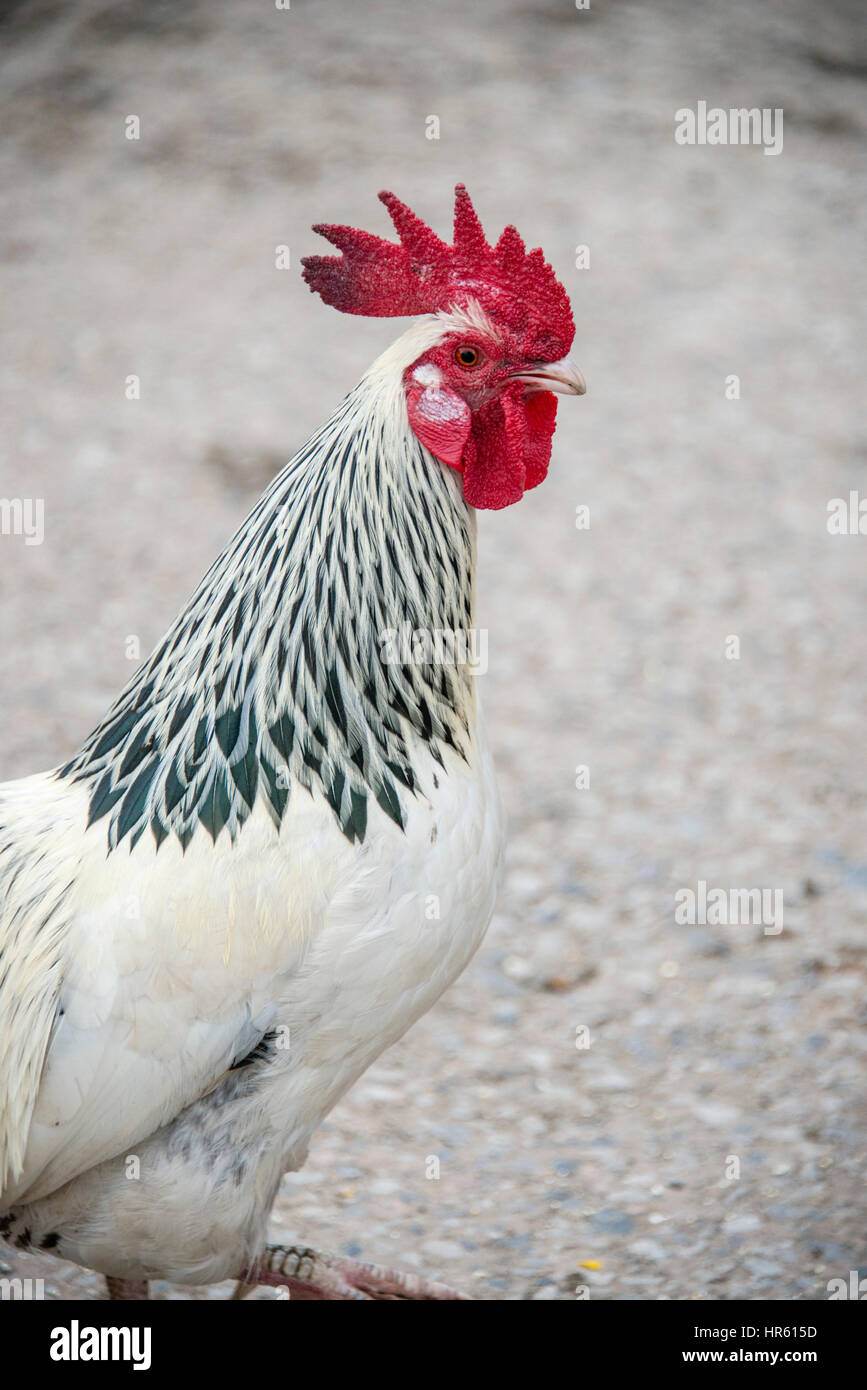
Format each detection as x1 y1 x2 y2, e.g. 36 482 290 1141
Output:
235 1243 471 1300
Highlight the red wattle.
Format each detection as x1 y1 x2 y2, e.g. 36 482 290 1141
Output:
515 388 558 490
462 384 558 510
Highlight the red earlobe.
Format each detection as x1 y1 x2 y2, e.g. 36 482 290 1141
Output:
406 382 472 469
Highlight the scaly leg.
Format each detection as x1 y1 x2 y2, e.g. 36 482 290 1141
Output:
236 1244 471 1300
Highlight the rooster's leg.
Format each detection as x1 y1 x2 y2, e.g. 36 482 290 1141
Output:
105 1276 149 1300
236 1243 471 1301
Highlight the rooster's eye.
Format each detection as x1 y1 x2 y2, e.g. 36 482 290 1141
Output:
454 345 481 368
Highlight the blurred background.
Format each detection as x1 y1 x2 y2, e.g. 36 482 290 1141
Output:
1 0 864 1299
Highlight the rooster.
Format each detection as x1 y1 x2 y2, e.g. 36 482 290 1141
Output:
0 185 583 1300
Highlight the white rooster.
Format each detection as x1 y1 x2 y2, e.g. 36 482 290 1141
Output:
0 185 583 1300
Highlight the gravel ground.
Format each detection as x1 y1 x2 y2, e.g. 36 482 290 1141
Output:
1 0 865 1301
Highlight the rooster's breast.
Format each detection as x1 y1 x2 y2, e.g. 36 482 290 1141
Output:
264 714 505 1155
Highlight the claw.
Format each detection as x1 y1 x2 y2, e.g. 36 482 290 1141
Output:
238 1243 472 1301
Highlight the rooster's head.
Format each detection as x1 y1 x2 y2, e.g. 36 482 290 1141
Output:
302 185 584 510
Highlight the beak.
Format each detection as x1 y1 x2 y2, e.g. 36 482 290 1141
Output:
511 357 586 396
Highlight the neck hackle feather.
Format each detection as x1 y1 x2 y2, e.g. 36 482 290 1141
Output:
62 359 475 855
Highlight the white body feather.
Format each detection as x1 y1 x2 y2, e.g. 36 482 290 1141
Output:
2 731 501 1281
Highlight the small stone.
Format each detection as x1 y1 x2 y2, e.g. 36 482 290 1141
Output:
724 1213 761 1234
744 1257 783 1278
590 1209 636 1236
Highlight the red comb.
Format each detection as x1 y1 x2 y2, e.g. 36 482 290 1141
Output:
301 184 574 359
